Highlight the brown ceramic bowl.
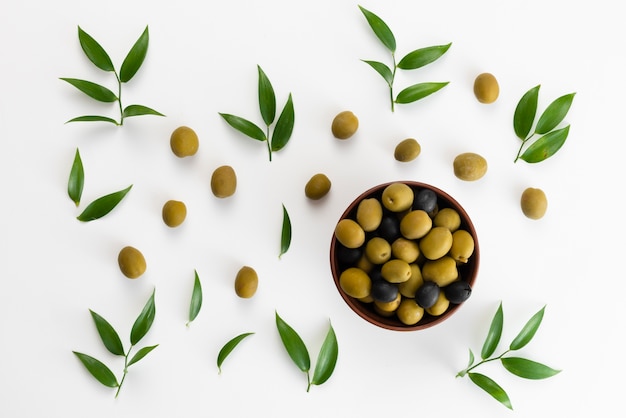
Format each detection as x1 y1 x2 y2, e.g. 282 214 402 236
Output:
330 181 479 331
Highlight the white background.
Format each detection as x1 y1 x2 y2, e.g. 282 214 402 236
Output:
1 0 623 416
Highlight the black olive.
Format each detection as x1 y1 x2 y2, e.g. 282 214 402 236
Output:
336 243 362 266
413 189 437 214
444 281 472 304
415 281 440 309
370 278 399 303
376 215 401 242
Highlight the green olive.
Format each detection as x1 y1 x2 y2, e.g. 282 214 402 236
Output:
449 230 475 263
305 173 331 200
118 246 146 279
331 111 359 139
374 292 401 313
381 183 414 212
419 226 453 260
391 237 420 263
400 210 432 239
473 73 500 104
520 187 548 220
162 200 187 228
339 267 371 298
365 237 392 264
422 256 458 287
356 253 374 272
453 152 487 181
381 259 412 283
170 126 199 158
396 298 425 325
398 264 424 298
235 266 258 298
433 207 461 232
356 198 383 232
394 138 421 162
335 219 365 249
426 291 450 316
211 165 237 198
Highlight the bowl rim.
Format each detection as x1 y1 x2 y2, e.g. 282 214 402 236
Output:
329 180 480 331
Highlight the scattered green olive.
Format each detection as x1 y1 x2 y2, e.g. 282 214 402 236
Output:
234 266 258 298
394 138 421 162
331 110 359 139
473 73 499 104
520 187 548 219
211 165 237 198
162 200 187 228
305 173 331 200
118 246 146 279
170 126 199 158
453 152 488 181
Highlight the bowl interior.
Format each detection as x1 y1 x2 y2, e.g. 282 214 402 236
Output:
330 181 479 331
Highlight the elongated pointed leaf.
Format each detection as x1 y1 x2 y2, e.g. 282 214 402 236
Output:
395 82 449 104
77 26 114 72
279 204 292 259
468 372 512 410
481 302 503 359
275 311 310 373
73 351 119 388
217 332 255 374
68 148 84 206
219 113 267 142
271 94 294 152
66 115 119 125
76 185 132 222
127 344 158 367
359 6 396 52
535 93 575 134
257 66 276 126
514 85 540 140
60 78 117 102
123 104 164 118
130 289 156 346
187 270 203 325
520 125 570 163
509 305 545 351
501 357 561 380
397 43 452 70
361 60 393 85
89 310 124 356
311 322 338 386
456 348 475 377
120 26 149 83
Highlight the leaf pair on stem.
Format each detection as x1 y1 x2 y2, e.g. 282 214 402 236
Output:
359 6 451 112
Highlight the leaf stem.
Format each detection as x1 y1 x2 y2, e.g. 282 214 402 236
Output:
390 52 397 112
114 72 124 126
115 345 133 398
458 349 511 377
514 134 534 162
306 371 311 392
266 125 272 161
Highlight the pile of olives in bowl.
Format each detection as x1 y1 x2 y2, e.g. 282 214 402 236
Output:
330 181 479 331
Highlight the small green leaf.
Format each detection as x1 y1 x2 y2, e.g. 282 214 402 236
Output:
535 93 576 135
257 65 276 126
468 372 513 410
361 60 393 85
501 357 561 380
275 311 310 373
519 125 570 163
481 302 504 360
514 85 540 140
509 305 545 351
66 115 119 125
60 78 117 102
89 310 124 356
310 322 338 387
217 332 255 374
77 26 114 72
359 5 396 52
397 43 452 70
271 94 294 152
130 289 156 346
127 344 158 367
76 185 132 222
187 270 203 326
73 351 119 388
123 104 165 118
456 348 475 377
68 148 84 206
120 26 149 83
395 82 449 104
219 113 267 142
279 204 292 259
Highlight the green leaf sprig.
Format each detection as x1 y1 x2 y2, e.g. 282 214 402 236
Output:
275 311 338 392
68 148 84 206
186 270 203 327
513 85 575 163
456 302 561 410
279 204 292 259
219 65 295 161
217 332 255 374
61 26 164 126
73 289 158 398
359 5 451 112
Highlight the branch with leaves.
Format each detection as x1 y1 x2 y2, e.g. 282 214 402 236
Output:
61 26 164 126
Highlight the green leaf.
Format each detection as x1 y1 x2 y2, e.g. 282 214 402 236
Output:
279 204 292 259
187 270 203 326
76 184 132 222
130 289 156 346
456 348 475 377
359 5 396 52
310 322 338 387
397 43 452 70
77 26 114 72
219 113 267 142
519 125 570 163
123 104 165 118
513 85 540 140
535 93 576 135
501 357 561 380
60 78 117 102
217 332 255 374
275 311 310 373
73 351 119 388
68 148 84 206
509 305 545 351
361 60 393 85
127 344 158 367
395 82 449 104
119 26 149 83
481 302 503 360
66 115 119 125
271 94 294 152
89 310 124 356
257 65 276 126
468 372 513 410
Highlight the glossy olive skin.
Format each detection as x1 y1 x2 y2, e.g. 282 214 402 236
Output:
415 281 440 309
336 244 362 266
413 189 437 214
381 259 412 283
419 226 453 260
394 138 421 162
118 246 146 279
400 210 432 240
162 200 187 227
335 219 365 249
374 292 401 312
170 126 199 157
365 237 392 264
445 280 472 304
396 298 425 325
376 215 401 242
356 198 383 232
453 153 487 181
331 111 359 139
381 183 414 212
520 187 548 219
211 165 237 198
426 291 450 316
449 229 475 263
398 264 424 298
235 266 258 298
305 173 331 200
433 208 461 232
422 256 459 287
473 73 499 104
371 278 399 303
391 237 420 263
339 267 372 298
